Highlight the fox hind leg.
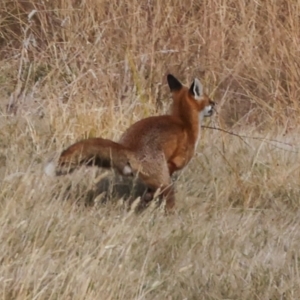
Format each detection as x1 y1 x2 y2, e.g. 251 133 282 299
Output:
136 157 176 214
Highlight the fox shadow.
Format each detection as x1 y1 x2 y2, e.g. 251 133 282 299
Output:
83 173 161 213
58 170 177 214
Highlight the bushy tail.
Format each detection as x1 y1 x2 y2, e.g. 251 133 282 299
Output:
45 138 134 176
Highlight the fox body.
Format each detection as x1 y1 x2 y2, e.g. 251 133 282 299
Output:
45 74 215 212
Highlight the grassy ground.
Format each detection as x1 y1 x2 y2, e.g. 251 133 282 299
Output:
1 0 300 299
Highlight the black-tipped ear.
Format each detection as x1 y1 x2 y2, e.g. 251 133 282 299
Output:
167 74 182 92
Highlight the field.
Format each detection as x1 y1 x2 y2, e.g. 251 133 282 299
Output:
1 0 300 299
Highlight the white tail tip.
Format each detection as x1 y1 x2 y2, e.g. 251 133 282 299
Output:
44 161 56 177
122 164 133 176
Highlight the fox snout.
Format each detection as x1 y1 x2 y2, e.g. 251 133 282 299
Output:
204 100 216 117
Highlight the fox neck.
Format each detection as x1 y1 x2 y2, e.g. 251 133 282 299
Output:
172 93 202 148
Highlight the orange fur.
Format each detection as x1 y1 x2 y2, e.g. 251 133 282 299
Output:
46 74 215 213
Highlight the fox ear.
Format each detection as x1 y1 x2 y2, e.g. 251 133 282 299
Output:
189 78 203 100
167 74 182 92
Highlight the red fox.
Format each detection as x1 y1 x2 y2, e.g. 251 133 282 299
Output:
45 74 215 213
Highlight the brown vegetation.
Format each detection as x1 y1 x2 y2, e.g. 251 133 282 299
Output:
0 0 300 299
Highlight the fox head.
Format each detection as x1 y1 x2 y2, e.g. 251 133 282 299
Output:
167 74 215 121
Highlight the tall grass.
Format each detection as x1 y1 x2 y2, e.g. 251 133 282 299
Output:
0 0 300 299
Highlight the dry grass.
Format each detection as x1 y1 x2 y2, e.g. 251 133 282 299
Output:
1 0 300 299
